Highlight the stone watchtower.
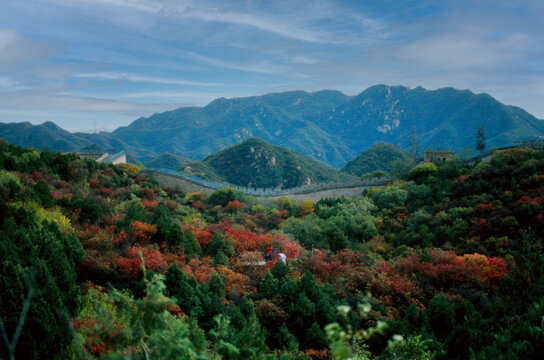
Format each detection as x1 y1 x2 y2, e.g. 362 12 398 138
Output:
423 148 456 163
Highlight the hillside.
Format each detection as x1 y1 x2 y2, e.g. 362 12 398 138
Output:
182 138 357 188
143 153 191 170
2 86 543 168
342 142 412 176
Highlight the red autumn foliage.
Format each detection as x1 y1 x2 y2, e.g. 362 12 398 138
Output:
474 203 495 217
304 247 507 314
191 200 207 212
81 250 122 278
306 249 351 286
103 168 115 177
97 187 116 198
141 199 160 209
117 246 167 279
225 226 262 252
517 195 542 205
31 171 44 182
225 200 246 213
303 349 331 360
129 221 157 245
216 266 255 297
191 226 213 250
394 249 507 291
138 187 156 200
183 257 214 283
265 209 290 228
223 225 304 258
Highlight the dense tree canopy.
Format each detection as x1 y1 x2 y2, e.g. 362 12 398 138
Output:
1 139 543 359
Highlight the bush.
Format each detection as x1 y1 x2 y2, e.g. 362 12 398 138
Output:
408 163 438 181
373 184 408 209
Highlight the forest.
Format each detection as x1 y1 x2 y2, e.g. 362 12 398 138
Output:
0 139 543 359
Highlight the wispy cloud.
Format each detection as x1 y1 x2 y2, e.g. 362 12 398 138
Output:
0 90 172 112
175 50 290 75
72 72 224 86
0 76 24 90
1 0 544 128
121 90 228 100
179 6 330 44
45 0 385 45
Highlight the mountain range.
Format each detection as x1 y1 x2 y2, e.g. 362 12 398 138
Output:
1 85 543 168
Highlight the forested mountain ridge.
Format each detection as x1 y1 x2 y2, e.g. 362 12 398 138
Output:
182 137 357 189
1 85 543 168
341 142 412 176
1 138 544 358
312 85 544 157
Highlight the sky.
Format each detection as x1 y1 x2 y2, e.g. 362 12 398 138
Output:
0 0 543 132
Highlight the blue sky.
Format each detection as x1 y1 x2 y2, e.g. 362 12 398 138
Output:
1 0 543 131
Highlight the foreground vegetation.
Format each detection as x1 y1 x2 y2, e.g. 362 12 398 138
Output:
1 139 543 359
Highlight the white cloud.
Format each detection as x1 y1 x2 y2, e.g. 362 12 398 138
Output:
397 30 534 70
0 29 18 49
0 29 56 68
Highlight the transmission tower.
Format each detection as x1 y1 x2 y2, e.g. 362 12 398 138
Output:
412 127 418 160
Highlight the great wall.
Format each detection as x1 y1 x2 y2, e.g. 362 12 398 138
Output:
142 168 393 201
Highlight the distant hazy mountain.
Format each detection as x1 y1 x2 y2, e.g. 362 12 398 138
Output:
182 138 357 189
1 85 543 168
342 143 412 176
0 121 92 152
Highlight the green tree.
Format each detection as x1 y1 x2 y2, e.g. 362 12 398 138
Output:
206 233 234 259
209 188 242 207
325 299 388 360
372 184 408 209
166 225 201 257
0 207 84 359
164 264 202 317
151 203 173 242
428 294 455 341
390 158 414 180
379 335 432 360
32 180 54 208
